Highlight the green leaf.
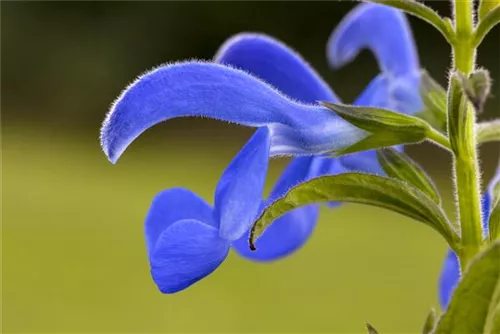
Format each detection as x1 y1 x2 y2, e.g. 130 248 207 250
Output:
477 120 500 144
377 148 441 204
321 102 451 155
489 178 500 241
480 0 500 20
473 4 500 47
474 3 500 46
366 322 379 334
363 0 453 43
416 70 447 132
434 241 500 334
249 173 459 253
422 308 437 334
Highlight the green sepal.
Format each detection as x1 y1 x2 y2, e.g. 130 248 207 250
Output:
377 148 441 204
322 102 451 154
249 173 460 253
458 69 491 113
335 132 423 157
322 102 429 133
447 72 471 156
321 103 430 155
477 120 500 144
416 70 447 132
434 241 500 334
489 178 500 241
422 308 437 334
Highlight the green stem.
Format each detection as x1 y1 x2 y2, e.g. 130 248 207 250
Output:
426 127 452 150
454 0 474 37
451 0 484 267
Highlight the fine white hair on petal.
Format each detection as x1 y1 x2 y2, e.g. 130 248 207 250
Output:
100 61 362 164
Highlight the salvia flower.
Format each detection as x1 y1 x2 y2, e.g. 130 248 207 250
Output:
101 3 424 293
438 164 500 308
213 26 419 260
145 127 270 293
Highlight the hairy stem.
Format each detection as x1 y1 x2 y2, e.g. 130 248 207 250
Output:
451 0 483 267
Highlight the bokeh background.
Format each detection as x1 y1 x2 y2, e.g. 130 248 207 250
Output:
2 1 499 333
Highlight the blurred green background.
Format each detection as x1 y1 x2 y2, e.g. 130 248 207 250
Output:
2 1 499 333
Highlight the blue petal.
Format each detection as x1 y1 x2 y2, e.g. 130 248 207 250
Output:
340 151 385 175
353 74 390 108
215 127 270 241
215 33 346 236
328 4 422 115
327 3 418 76
101 61 365 163
150 219 229 294
482 193 491 236
438 250 460 309
215 33 339 103
483 164 499 235
144 188 215 257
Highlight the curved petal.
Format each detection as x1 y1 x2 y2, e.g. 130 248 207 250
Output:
215 33 339 103
215 127 270 241
327 3 418 76
145 188 215 257
328 4 422 115
150 219 230 294
231 204 319 261
438 250 460 309
101 61 364 163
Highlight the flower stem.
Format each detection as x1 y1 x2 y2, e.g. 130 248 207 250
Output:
426 127 452 150
450 0 483 267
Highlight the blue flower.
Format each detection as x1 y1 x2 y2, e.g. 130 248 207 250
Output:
212 4 420 260
101 3 423 292
100 3 420 166
438 164 500 308
145 127 270 293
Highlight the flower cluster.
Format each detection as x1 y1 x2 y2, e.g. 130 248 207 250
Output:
100 1 500 312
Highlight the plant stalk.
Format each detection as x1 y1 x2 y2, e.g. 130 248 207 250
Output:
450 0 483 267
